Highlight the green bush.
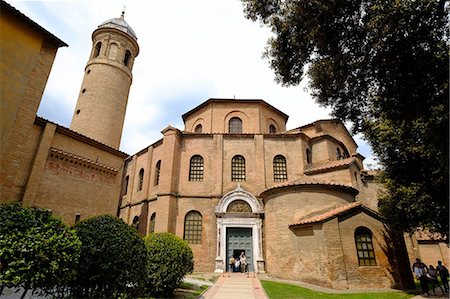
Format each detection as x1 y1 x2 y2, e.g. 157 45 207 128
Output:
71 215 147 298
144 232 194 297
0 203 80 298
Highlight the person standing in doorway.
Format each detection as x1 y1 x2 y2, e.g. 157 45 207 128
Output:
229 255 235 276
240 252 247 273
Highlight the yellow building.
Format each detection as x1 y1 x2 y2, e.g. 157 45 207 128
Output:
1 0 447 291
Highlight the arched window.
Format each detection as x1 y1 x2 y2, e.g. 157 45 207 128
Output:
154 160 161 186
355 227 377 266
184 211 202 244
231 155 245 181
124 50 131 66
336 147 342 160
189 155 204 181
137 168 144 191
93 42 102 58
269 124 277 134
306 148 312 165
229 117 242 134
273 155 288 181
124 175 129 195
132 215 140 229
194 124 202 133
149 212 156 234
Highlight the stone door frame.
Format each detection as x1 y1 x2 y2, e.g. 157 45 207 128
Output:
214 185 265 273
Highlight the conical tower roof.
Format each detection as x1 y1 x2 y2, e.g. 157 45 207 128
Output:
98 11 137 40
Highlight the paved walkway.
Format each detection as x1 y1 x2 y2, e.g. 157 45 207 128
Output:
200 272 268 299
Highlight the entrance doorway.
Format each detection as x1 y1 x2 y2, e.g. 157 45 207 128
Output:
226 228 252 272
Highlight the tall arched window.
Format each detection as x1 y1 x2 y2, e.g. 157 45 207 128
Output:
189 155 204 181
154 160 161 186
149 212 156 234
355 227 377 266
137 168 144 191
124 175 129 195
195 124 202 133
269 124 277 134
132 215 140 229
273 155 288 181
124 50 131 66
231 155 245 181
336 147 342 160
93 42 102 58
306 148 312 165
184 211 202 244
229 117 242 134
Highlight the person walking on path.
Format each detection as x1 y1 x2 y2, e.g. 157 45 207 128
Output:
412 258 429 296
428 265 445 295
228 255 235 276
436 260 449 293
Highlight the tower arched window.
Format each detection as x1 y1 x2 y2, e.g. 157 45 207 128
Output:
154 160 161 186
273 155 288 181
231 155 245 181
93 42 102 58
149 212 156 234
195 124 202 133
229 117 242 134
124 175 129 195
137 168 144 191
269 124 277 134
189 155 204 181
306 148 312 165
124 50 131 66
355 227 377 266
184 211 202 244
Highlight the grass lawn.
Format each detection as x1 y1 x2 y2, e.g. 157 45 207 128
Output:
261 280 415 299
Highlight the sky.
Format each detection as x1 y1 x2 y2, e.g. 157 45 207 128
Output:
9 0 377 167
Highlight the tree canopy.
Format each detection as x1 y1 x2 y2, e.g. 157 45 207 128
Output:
242 0 449 238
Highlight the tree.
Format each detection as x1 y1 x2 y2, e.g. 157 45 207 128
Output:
0 203 80 298
71 215 147 298
144 232 194 297
241 0 449 238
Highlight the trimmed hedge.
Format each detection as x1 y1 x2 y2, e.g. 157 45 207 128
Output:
144 232 194 297
71 215 147 298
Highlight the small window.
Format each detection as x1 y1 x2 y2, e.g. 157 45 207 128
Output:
269 124 276 134
149 213 156 234
336 147 342 160
137 168 144 191
273 155 288 181
184 211 202 244
355 227 377 266
154 160 161 186
132 216 140 229
189 155 204 181
124 50 131 66
229 117 242 134
195 124 203 133
306 148 312 165
124 175 129 195
93 42 102 58
231 155 245 181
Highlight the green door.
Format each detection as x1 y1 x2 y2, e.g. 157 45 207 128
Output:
226 228 252 272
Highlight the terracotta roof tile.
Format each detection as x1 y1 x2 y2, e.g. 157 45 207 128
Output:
289 202 362 227
304 157 357 174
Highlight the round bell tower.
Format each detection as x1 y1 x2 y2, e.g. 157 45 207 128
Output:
70 12 139 149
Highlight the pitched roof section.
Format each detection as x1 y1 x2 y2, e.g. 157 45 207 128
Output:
260 175 359 198
1 0 67 47
181 98 289 122
304 157 358 175
289 202 384 228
